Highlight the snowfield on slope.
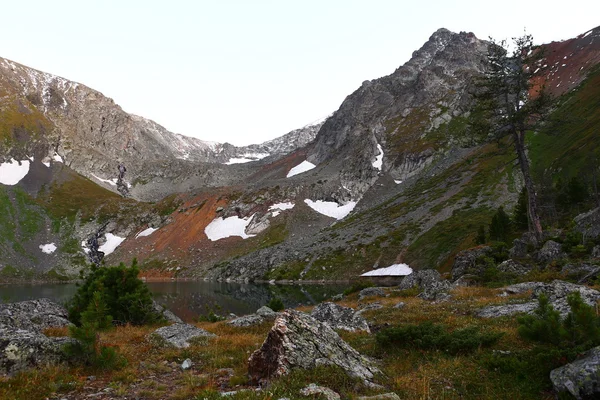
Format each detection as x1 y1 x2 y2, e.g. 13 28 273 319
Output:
373 143 383 171
39 243 57 254
361 264 413 276
205 215 256 241
136 227 158 238
98 233 126 256
0 159 30 185
287 160 316 177
304 199 356 220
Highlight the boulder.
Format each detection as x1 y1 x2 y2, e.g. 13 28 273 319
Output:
550 346 600 399
228 314 265 327
509 239 529 258
358 287 386 300
574 208 600 239
299 384 340 400
256 306 278 320
496 259 530 275
310 302 370 333
393 302 406 309
451 246 491 280
150 323 215 348
476 302 538 318
356 302 384 315
593 245 600 259
357 394 401 400
536 240 566 264
398 269 441 290
561 263 598 280
418 280 452 302
0 298 72 333
152 301 183 324
248 310 380 386
0 327 75 375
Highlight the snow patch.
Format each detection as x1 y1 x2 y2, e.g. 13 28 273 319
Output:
269 202 295 212
136 227 158 238
225 158 254 165
81 241 90 254
53 153 63 163
287 160 316 177
39 243 57 254
0 159 30 185
394 180 403 184
372 143 383 171
361 264 413 277
42 161 50 168
204 215 255 241
92 174 117 186
98 233 126 256
304 199 356 220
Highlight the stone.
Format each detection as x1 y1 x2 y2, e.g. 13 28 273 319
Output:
593 245 600 259
331 294 344 301
509 239 529 258
451 246 492 280
310 302 370 333
248 310 380 386
496 259 529 275
227 314 265 327
561 263 598 280
356 302 384 315
181 358 193 370
550 346 600 399
476 302 538 318
0 298 72 333
393 302 406 309
398 269 441 290
150 323 215 348
0 327 76 375
256 306 278 319
574 208 600 239
358 287 387 300
418 280 452 302
357 394 401 400
299 384 341 400
536 240 566 264
152 301 183 324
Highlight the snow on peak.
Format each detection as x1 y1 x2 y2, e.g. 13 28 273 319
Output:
98 233 126 256
361 264 413 277
269 202 295 217
39 243 57 254
0 159 30 185
204 215 256 241
372 143 383 171
287 160 316 178
304 199 356 220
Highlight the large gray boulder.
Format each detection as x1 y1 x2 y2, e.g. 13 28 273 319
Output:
496 259 530 275
152 301 183 324
228 314 265 327
536 240 566 264
509 238 529 258
310 302 370 333
256 306 279 320
150 323 215 348
248 310 380 386
574 208 600 239
358 287 387 300
0 327 75 375
550 346 600 399
451 246 492 280
398 269 441 290
0 298 72 333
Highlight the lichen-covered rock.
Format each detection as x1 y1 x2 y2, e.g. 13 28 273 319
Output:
561 263 598 280
593 245 600 259
418 280 452 302
248 310 380 386
496 259 530 275
550 346 600 399
398 269 441 290
0 298 72 333
476 302 538 318
256 306 278 320
299 384 340 400
509 238 529 259
0 327 75 375
358 287 387 300
150 323 215 348
451 246 492 280
310 302 370 333
574 208 600 239
357 394 401 400
536 240 566 264
228 314 265 327
152 301 183 324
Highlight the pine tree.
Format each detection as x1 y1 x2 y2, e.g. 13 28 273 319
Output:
489 206 511 242
475 225 487 245
513 188 529 231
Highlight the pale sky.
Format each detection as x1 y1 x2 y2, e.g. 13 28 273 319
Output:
1 1 598 145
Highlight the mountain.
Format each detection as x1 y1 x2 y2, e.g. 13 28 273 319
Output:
1 26 600 282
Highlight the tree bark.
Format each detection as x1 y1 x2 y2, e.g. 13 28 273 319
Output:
512 130 543 242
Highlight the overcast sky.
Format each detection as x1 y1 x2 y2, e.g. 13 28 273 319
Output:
1 1 598 145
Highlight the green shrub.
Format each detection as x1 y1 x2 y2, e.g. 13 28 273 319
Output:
489 207 511 242
474 225 486 245
267 297 285 312
342 280 374 296
197 304 226 323
64 291 126 370
68 259 161 326
376 321 502 355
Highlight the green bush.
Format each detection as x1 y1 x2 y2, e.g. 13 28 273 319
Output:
197 304 226 323
518 292 600 348
68 259 161 326
64 291 126 370
376 321 502 355
489 207 511 242
267 297 285 312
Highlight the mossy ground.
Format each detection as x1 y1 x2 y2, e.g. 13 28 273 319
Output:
0 284 578 399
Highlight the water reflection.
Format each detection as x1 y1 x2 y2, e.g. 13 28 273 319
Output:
0 281 346 323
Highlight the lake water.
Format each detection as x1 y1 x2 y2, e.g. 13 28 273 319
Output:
0 281 347 322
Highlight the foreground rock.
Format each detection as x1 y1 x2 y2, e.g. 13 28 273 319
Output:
228 314 265 327
0 327 75 375
550 346 600 399
300 384 340 400
152 301 183 324
150 323 216 348
477 280 600 318
451 246 491 279
398 269 451 301
536 240 566 264
0 298 72 333
358 287 387 300
248 310 380 386
310 302 370 333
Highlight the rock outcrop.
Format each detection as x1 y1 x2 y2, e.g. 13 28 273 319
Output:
310 302 370 333
248 310 380 386
550 346 600 399
150 323 216 348
0 298 72 333
536 240 566 264
451 246 492 280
